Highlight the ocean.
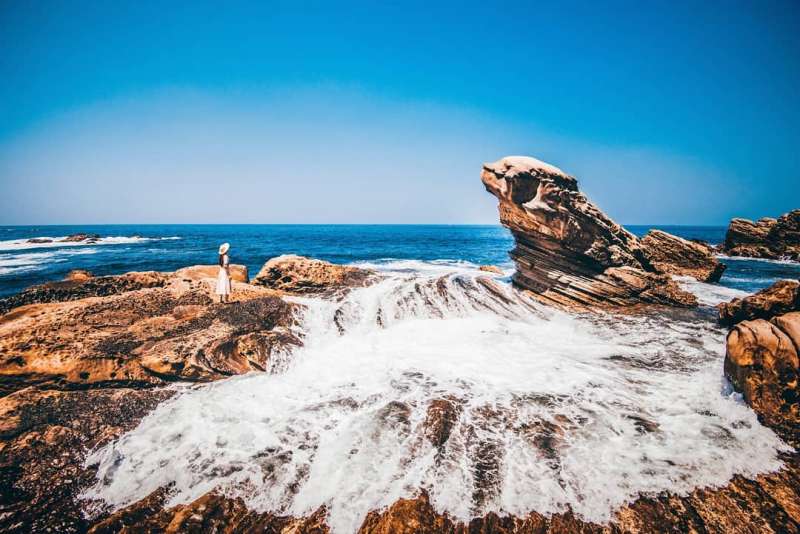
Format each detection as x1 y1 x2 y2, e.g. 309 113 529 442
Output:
1 224 798 298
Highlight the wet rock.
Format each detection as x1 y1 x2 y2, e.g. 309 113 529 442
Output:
26 237 53 244
0 387 172 533
174 264 249 283
88 491 330 534
423 399 460 448
253 255 374 295
62 233 101 243
718 279 800 326
0 273 301 393
639 229 725 282
478 265 504 275
723 209 800 261
481 156 697 310
724 313 800 443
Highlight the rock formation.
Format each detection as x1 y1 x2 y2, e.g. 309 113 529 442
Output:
723 209 800 260
481 156 703 309
253 254 374 295
718 279 800 326
478 265 504 275
639 230 725 282
722 279 800 445
0 269 300 393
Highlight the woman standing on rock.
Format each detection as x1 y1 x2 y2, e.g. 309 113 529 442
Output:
216 242 232 303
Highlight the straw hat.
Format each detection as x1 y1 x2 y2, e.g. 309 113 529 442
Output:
219 242 230 255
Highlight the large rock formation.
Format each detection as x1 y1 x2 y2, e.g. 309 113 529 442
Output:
0 270 300 394
723 279 800 445
481 156 701 309
253 254 374 295
639 229 725 282
723 209 800 260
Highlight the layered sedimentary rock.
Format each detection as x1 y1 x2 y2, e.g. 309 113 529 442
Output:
253 254 374 295
481 156 698 309
718 279 800 326
723 209 800 260
639 229 725 282
0 269 299 394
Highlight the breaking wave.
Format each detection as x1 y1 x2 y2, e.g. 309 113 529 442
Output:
82 262 788 533
0 248 99 276
0 235 180 252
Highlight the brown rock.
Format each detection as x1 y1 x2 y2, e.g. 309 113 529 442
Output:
26 237 53 244
723 209 800 260
423 399 460 447
724 315 800 440
481 156 697 310
478 265 504 275
174 264 249 283
639 229 725 282
0 271 169 316
718 279 800 326
65 269 93 281
0 272 301 394
253 255 374 295
0 387 173 533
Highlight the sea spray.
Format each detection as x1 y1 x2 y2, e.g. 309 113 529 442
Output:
82 262 789 533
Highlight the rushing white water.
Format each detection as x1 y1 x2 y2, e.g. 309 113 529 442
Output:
0 248 99 275
672 275 750 306
82 263 788 533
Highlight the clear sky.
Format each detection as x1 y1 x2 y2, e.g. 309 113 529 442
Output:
1 0 798 225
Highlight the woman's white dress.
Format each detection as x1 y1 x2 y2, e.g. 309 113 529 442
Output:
215 254 231 296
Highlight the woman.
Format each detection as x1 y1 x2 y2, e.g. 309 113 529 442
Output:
216 242 232 303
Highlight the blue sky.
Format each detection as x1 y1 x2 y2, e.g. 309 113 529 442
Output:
1 0 798 224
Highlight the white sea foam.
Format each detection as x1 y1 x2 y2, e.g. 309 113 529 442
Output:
717 254 799 266
673 275 750 306
350 258 514 277
0 249 99 276
0 235 180 252
82 267 789 533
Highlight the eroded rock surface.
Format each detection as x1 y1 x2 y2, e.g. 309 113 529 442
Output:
723 209 800 260
639 229 725 282
0 271 300 394
722 278 800 445
481 156 697 310
718 279 800 326
174 264 249 283
253 254 374 295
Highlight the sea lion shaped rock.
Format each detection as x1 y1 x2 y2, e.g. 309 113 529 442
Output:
482 156 697 309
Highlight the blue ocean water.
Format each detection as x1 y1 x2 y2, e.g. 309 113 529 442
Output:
0 224 798 298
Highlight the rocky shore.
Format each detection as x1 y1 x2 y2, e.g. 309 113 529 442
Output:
722 209 800 261
0 157 798 533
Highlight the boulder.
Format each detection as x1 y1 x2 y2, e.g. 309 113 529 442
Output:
717 279 800 326
252 255 374 295
724 313 800 438
481 156 697 309
174 264 249 283
723 209 800 260
639 230 725 282
26 237 53 244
